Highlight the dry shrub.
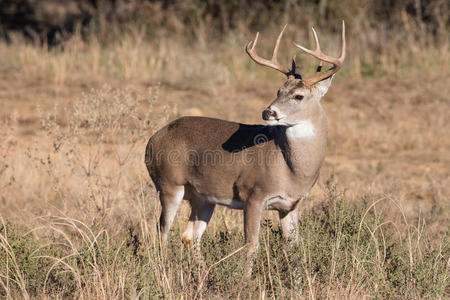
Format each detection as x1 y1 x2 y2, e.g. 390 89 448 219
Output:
1 86 172 230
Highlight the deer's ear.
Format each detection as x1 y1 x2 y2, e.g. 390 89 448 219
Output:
315 75 334 98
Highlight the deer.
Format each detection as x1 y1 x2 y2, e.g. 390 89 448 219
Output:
145 21 346 261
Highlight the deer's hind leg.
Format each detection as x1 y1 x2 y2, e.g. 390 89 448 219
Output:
181 196 215 270
158 185 185 245
181 197 215 246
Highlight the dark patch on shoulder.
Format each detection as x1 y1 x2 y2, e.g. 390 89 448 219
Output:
222 124 284 152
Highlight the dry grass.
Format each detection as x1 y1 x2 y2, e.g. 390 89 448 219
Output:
0 2 449 298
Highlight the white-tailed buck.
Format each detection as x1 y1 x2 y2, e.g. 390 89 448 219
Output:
145 21 346 257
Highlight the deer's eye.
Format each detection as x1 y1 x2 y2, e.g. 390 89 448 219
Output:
294 95 304 101
277 90 281 97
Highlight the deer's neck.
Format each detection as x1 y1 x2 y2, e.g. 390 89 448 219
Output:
277 108 328 177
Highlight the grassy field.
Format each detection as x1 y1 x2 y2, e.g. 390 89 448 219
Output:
0 1 449 298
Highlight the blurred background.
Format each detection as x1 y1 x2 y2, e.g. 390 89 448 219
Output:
1 0 448 85
0 0 448 298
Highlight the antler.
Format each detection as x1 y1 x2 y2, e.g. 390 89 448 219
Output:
293 20 346 86
246 24 290 75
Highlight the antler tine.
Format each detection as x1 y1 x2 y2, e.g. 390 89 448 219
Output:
293 20 346 86
311 27 321 51
340 20 346 62
248 32 259 51
246 25 290 75
272 24 287 62
293 27 323 61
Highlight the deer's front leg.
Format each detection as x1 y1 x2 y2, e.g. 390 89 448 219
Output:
279 208 299 243
243 195 264 277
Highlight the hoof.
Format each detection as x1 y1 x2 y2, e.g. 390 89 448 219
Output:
181 236 192 247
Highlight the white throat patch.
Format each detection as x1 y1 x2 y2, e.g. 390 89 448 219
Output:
286 120 315 139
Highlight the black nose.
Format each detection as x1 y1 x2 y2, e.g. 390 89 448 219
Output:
262 108 277 121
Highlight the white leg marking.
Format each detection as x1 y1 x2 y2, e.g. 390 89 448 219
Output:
166 187 184 222
193 222 208 243
181 221 194 244
192 204 215 244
